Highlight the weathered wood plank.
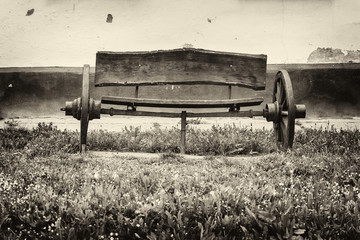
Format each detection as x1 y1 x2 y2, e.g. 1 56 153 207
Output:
95 80 258 88
101 96 264 108
100 108 264 118
95 48 267 90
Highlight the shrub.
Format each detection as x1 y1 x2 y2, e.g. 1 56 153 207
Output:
1 122 359 157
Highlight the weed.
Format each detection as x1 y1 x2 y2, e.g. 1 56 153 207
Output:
186 118 204 125
0 122 360 239
4 119 20 128
160 152 186 163
203 155 216 161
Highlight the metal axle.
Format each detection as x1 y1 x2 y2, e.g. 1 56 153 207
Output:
61 98 306 121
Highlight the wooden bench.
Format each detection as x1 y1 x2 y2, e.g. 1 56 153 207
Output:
62 48 306 153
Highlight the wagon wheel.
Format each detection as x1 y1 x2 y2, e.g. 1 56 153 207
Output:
80 65 90 153
273 70 295 150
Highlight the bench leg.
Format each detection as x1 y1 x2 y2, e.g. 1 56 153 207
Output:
180 111 187 154
80 64 90 153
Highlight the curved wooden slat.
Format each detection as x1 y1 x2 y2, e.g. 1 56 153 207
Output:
101 96 263 108
100 108 264 118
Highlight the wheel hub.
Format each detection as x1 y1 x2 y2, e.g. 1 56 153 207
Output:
62 98 101 120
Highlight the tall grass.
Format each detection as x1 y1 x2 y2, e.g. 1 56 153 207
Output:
0 121 360 239
1 121 359 156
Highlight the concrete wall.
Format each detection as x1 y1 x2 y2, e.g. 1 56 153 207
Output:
1 0 360 66
1 64 360 118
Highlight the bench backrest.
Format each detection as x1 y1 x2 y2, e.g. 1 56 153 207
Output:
95 48 267 90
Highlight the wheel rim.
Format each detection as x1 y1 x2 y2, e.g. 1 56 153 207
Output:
80 65 90 153
273 70 295 150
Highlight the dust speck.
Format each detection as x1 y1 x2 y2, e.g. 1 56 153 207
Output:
106 14 113 23
26 9 34 16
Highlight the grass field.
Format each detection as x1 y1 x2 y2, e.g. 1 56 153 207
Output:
0 120 360 239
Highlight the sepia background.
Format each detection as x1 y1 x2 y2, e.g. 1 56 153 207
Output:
0 0 360 119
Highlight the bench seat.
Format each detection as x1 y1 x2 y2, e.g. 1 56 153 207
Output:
101 96 264 108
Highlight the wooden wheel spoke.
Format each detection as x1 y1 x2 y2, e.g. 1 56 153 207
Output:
280 121 288 144
280 82 287 105
277 130 282 143
276 81 282 102
274 123 281 141
281 98 287 110
281 116 288 129
275 79 286 106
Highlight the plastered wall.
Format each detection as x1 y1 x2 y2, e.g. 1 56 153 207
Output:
1 0 360 67
2 64 360 118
